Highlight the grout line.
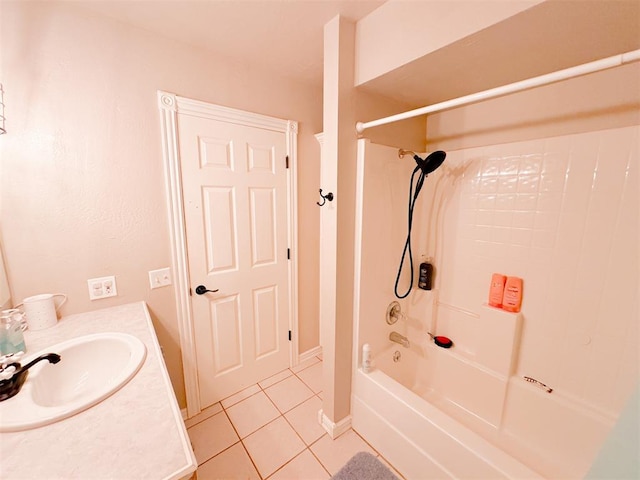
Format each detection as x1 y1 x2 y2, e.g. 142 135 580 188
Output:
252 373 320 476
224 393 266 479
221 406 241 439
308 448 333 478
223 389 267 413
305 435 333 477
280 402 315 446
258 369 294 391
278 394 316 415
194 429 240 467
196 439 242 467
184 403 223 429
352 427 380 454
239 438 265 480
292 367 322 394
192 409 247 469
262 377 316 415
263 447 309 480
220 384 262 409
290 356 321 374
349 426 405 479
190 361 326 478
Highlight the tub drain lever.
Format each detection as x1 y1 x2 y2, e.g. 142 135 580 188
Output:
428 332 453 349
524 376 553 393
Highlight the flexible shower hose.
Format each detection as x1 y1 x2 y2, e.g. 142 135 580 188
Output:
394 165 427 299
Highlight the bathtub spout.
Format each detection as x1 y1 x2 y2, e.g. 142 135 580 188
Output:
389 331 410 348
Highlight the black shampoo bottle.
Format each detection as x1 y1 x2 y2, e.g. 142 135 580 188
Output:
418 259 433 290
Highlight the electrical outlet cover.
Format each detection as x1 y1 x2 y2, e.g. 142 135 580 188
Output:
88 276 117 300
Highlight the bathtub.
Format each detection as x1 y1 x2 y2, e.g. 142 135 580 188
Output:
351 139 616 478
351 343 613 479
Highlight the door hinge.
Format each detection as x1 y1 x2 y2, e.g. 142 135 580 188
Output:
288 330 292 341
285 155 289 169
287 248 290 260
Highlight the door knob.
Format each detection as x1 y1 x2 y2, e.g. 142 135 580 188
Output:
195 285 219 295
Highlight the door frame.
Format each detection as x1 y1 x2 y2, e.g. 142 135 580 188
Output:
157 91 299 418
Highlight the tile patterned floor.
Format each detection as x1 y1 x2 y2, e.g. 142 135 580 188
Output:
186 356 403 479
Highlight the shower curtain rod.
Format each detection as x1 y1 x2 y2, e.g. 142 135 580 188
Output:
355 49 640 134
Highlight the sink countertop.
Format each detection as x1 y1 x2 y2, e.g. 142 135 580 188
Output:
0 301 197 480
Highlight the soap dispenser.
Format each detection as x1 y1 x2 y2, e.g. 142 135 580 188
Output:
0 310 27 356
418 256 433 290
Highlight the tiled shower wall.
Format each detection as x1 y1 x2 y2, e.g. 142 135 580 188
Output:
434 125 638 416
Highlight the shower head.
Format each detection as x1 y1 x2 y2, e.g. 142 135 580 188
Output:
415 150 446 175
399 148 446 175
394 149 446 299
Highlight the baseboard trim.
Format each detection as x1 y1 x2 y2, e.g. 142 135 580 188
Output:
181 408 188 420
318 409 352 439
298 345 322 364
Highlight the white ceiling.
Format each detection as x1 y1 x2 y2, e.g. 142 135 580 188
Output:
74 0 385 87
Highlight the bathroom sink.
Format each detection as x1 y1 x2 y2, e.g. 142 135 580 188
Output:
0 332 146 432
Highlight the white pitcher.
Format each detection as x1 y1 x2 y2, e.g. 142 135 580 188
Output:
18 293 67 331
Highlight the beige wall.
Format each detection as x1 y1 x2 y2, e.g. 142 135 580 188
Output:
321 14 427 426
321 14 357 425
0 1 322 408
355 89 426 152
427 63 640 151
0 240 10 310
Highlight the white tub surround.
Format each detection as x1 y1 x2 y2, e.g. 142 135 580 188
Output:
362 342 614 478
352 368 542 479
353 127 637 478
0 302 196 480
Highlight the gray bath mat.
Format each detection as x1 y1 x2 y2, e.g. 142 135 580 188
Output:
331 452 399 480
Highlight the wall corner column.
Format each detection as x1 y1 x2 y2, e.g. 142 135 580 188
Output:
319 14 358 435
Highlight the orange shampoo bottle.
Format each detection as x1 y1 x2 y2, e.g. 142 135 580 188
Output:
488 273 507 308
502 276 523 312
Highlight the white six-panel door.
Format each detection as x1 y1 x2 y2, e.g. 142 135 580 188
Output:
178 114 291 409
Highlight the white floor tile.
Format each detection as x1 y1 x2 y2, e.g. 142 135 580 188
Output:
310 430 377 475
258 368 293 389
188 412 239 465
296 361 323 393
265 375 314 413
226 391 281 438
268 449 330 480
221 384 261 409
196 442 260 480
184 402 223 429
243 417 306 478
284 396 325 445
291 356 320 374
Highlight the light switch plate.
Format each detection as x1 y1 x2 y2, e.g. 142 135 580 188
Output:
149 268 172 289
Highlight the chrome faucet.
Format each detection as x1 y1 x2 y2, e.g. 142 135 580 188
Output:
389 331 410 348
